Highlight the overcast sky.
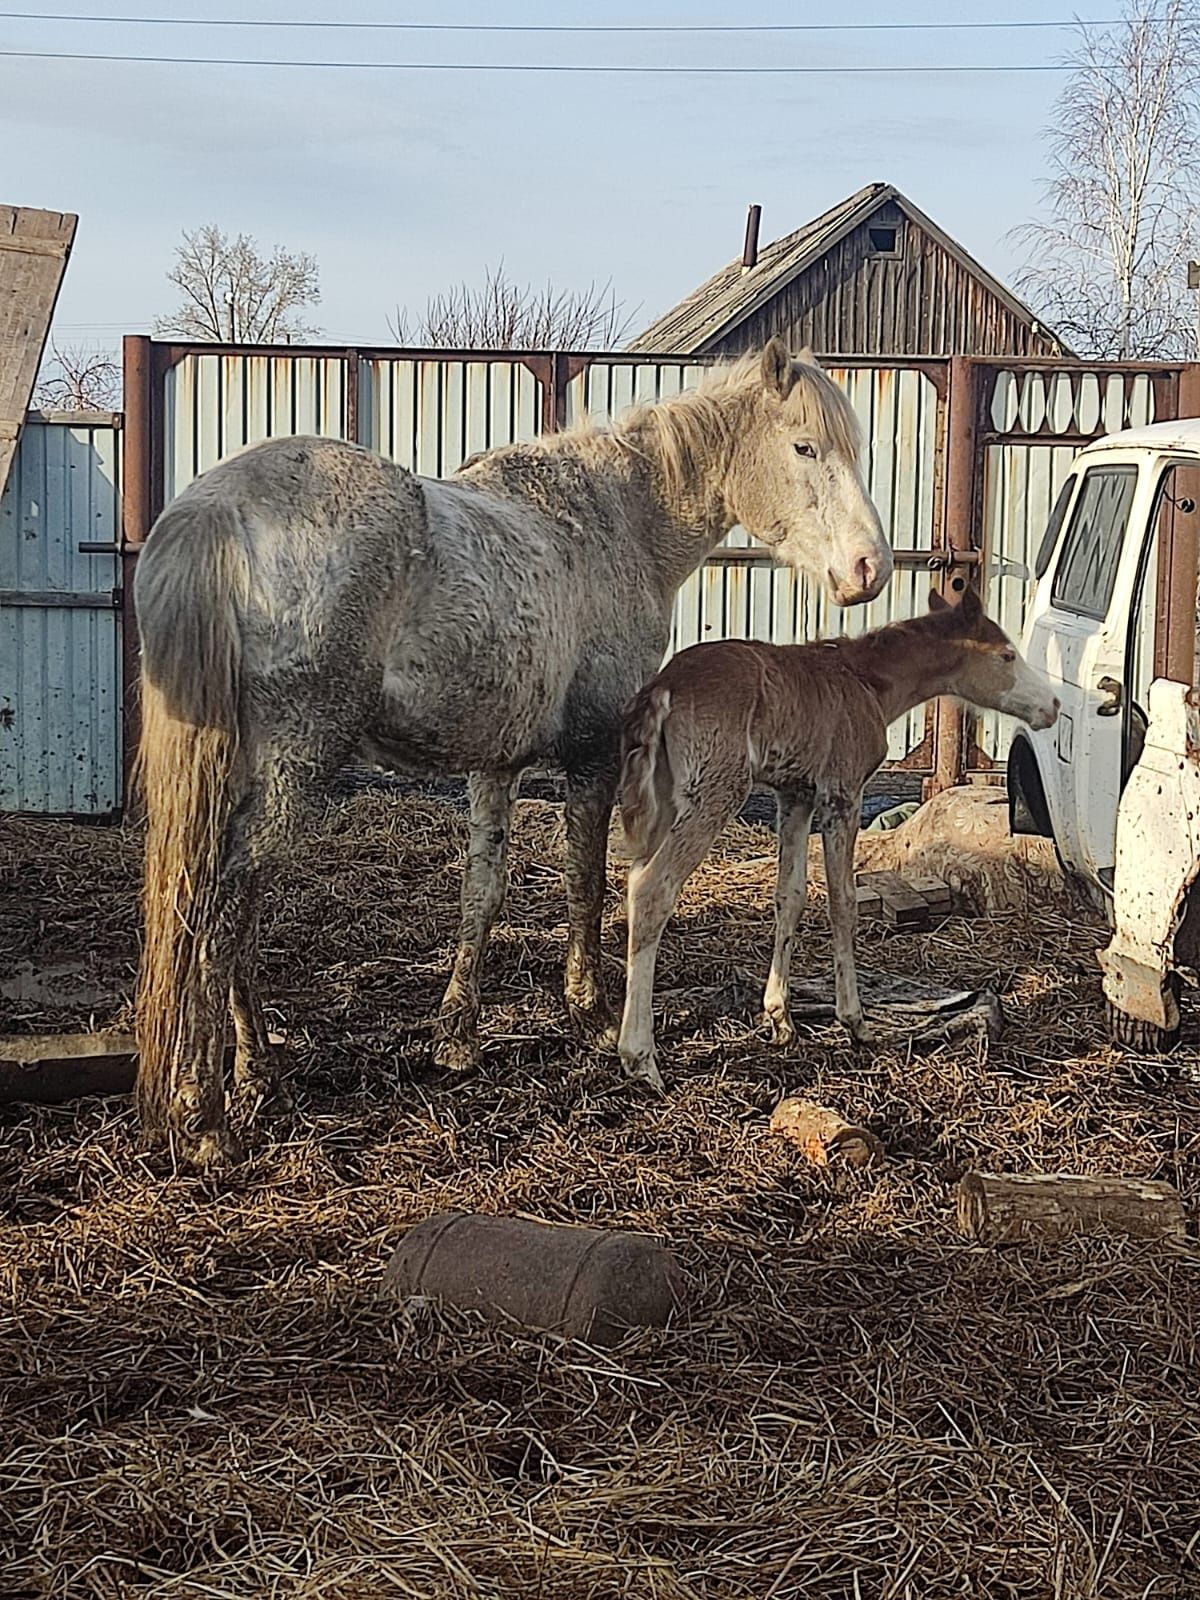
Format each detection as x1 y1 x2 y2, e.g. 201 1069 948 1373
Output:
4 0 1092 351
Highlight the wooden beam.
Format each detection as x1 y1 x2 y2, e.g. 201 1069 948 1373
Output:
0 205 78 500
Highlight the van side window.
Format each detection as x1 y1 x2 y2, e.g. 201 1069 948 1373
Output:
1051 465 1138 619
1033 477 1076 580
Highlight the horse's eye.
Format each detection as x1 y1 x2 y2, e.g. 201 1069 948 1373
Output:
1001 649 1016 664
793 442 817 460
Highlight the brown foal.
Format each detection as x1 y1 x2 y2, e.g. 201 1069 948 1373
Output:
616 589 1060 1089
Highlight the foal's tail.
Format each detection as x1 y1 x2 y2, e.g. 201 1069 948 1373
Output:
619 682 676 863
133 498 250 1132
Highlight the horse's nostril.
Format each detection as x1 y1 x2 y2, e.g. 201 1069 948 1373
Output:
854 556 874 593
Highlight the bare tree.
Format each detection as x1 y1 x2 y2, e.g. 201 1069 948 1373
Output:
1014 0 1200 359
155 224 321 343
390 263 633 349
33 344 122 411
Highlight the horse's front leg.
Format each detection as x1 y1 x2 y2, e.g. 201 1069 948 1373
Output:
434 770 520 1071
563 764 620 1051
762 790 815 1046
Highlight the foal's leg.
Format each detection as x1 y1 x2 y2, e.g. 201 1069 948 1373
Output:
762 790 815 1046
821 799 873 1045
619 786 746 1090
434 770 520 1071
563 763 620 1050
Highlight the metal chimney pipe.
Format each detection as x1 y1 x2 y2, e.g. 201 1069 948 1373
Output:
742 204 762 272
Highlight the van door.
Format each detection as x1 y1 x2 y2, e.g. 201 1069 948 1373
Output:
1022 460 1143 885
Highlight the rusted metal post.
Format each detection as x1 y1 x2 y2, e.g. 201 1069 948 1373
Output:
928 355 979 797
1154 362 1200 684
120 334 154 806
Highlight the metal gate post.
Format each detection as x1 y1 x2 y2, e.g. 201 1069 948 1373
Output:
928 354 979 796
120 334 154 806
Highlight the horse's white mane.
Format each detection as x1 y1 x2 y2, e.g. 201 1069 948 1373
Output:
573 352 862 510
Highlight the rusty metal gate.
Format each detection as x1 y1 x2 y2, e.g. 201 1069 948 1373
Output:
5 336 1185 817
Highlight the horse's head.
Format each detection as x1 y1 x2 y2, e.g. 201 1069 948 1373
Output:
729 339 892 606
930 587 1059 730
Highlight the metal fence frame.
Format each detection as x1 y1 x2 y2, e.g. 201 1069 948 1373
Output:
110 335 1200 819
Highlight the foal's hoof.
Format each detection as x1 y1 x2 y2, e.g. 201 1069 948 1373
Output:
843 1019 877 1048
433 1033 480 1073
762 1010 796 1048
620 1055 666 1095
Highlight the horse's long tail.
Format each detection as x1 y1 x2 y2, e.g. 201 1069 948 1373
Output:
133 498 250 1131
618 682 675 863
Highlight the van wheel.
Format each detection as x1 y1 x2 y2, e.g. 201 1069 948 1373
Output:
1106 976 1182 1054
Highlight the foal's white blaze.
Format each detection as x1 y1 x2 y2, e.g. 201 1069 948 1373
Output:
998 651 1060 731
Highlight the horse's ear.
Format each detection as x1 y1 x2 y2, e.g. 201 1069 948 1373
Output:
761 336 795 398
958 585 983 625
928 588 949 612
795 346 818 369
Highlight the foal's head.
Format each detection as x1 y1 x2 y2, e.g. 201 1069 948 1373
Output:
729 339 892 606
929 588 1059 730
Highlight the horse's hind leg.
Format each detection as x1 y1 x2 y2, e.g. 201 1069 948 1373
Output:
821 797 872 1045
229 906 291 1120
762 790 815 1046
563 763 621 1051
434 770 520 1071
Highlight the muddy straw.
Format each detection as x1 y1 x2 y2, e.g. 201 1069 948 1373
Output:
2 793 1199 1598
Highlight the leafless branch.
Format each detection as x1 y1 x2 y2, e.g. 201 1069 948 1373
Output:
154 223 322 344
33 344 122 411
389 263 634 350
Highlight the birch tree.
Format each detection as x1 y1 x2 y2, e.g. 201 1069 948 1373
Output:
1015 0 1200 358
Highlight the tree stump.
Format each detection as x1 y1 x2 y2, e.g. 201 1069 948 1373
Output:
956 1172 1187 1244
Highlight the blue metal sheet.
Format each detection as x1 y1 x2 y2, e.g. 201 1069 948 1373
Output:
0 418 122 814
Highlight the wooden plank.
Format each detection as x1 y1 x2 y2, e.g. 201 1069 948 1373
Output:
855 881 883 919
907 874 953 915
0 205 79 500
857 869 930 929
0 1030 284 1106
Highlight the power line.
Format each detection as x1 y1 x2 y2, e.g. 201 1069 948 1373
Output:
0 9 1142 31
0 48 1102 73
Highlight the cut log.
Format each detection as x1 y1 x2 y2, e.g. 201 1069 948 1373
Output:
956 1172 1187 1244
0 1031 284 1106
769 1098 884 1169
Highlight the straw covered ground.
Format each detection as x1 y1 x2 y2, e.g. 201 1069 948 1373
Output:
2 790 1200 1600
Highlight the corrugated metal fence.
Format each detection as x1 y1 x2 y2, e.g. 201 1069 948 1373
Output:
0 414 122 814
2 344 1188 814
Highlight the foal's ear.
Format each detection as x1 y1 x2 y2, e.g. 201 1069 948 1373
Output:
928 588 950 612
958 585 983 625
761 336 796 398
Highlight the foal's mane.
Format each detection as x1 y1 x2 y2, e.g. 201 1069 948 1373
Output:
571 352 863 509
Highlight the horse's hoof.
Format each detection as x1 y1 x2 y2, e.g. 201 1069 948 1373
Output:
567 1002 620 1054
231 1074 294 1124
843 1019 877 1048
433 1034 480 1072
621 1055 666 1095
184 1129 245 1171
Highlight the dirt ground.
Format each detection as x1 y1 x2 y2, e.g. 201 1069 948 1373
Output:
2 792 1199 1600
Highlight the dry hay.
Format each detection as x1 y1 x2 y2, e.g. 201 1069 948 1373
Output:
2 792 1200 1600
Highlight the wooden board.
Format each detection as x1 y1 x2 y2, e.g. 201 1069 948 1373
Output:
0 1029 284 1106
0 205 78 500
856 869 933 929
